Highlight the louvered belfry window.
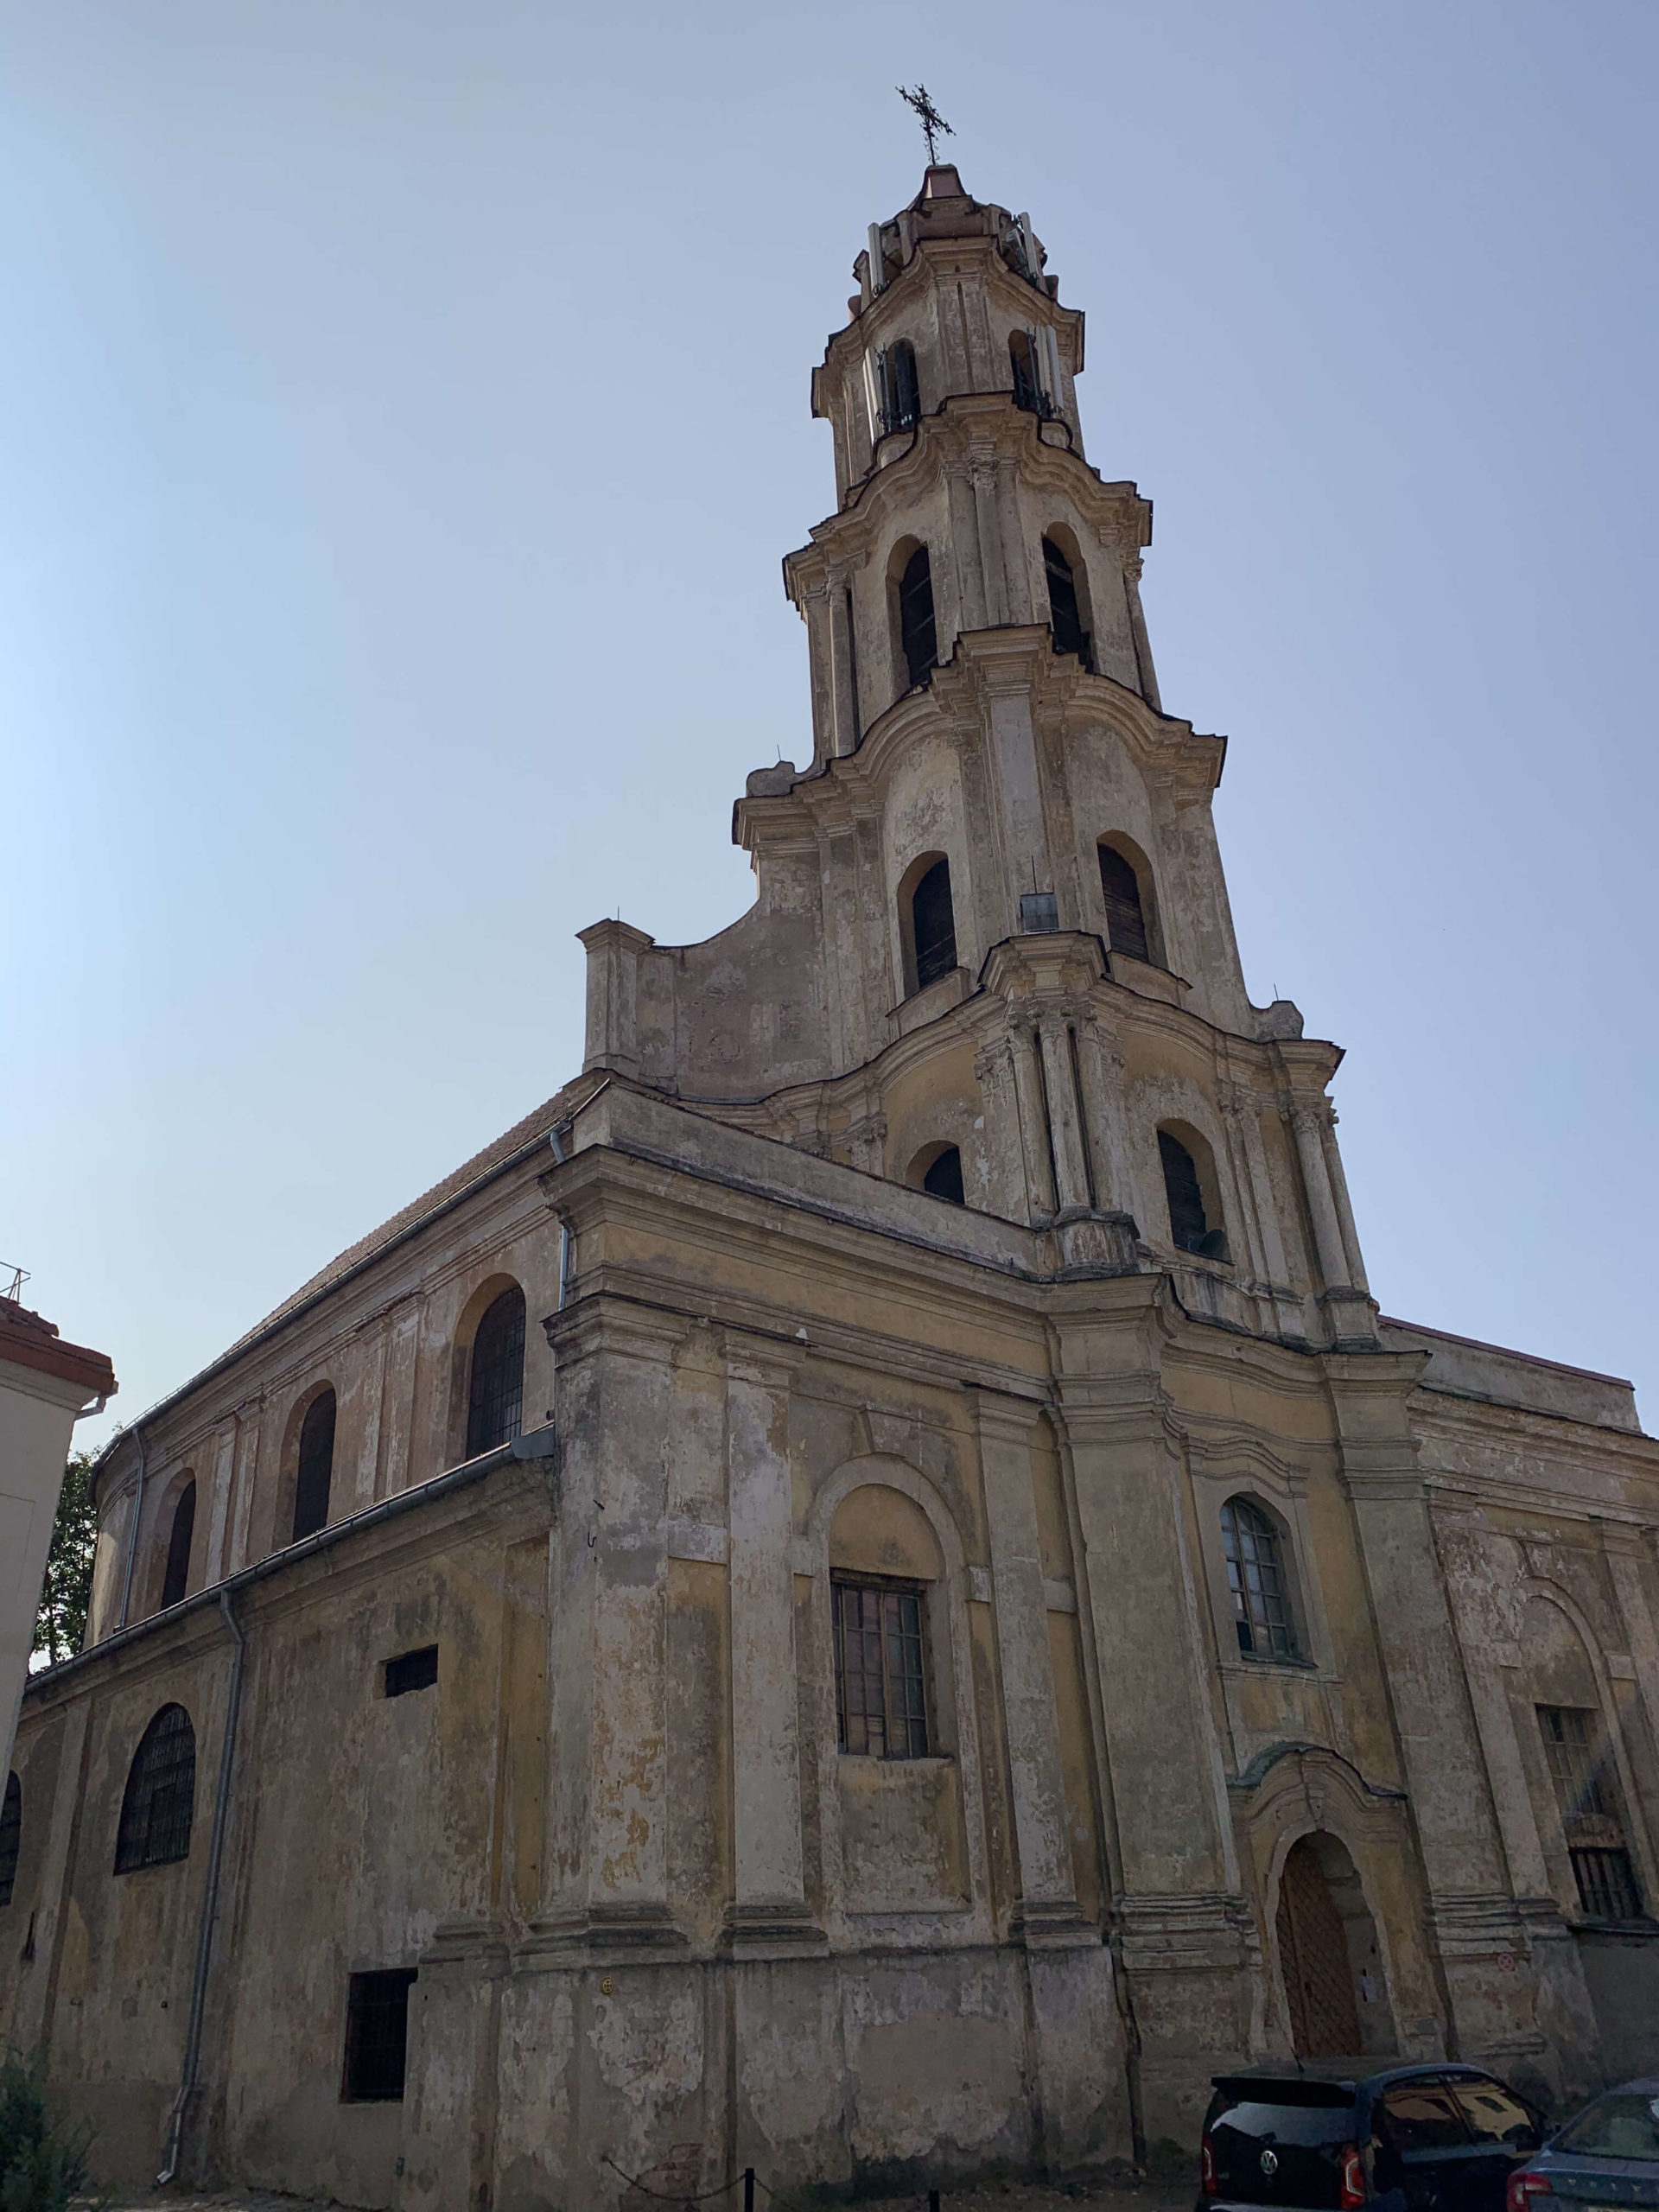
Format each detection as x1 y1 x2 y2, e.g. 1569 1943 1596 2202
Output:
292 1389 336 1544
1537 1705 1644 1920
1160 1129 1210 1253
833 1578 930 1758
160 1479 195 1610
1098 844 1151 963
1220 1498 1296 1660
899 546 938 689
911 858 957 991
0 1772 20 1908
1042 537 1092 670
114 1704 196 1873
466 1286 525 1460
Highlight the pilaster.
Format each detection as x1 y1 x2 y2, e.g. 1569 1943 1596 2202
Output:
531 1296 687 1958
974 1390 1089 1940
723 1337 824 1956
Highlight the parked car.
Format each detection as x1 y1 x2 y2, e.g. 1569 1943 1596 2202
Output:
1507 2078 1659 2211
1198 2062 1545 2212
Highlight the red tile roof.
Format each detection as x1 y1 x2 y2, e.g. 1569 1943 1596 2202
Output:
0 1298 117 1401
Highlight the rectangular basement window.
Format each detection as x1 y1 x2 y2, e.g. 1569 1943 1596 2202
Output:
341 1967 417 2102
384 1644 439 1698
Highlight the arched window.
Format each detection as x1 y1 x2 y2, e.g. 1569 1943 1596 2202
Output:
114 1704 196 1872
466 1286 525 1459
292 1389 336 1544
1159 1128 1226 1258
1098 842 1152 963
0 1772 20 1908
881 340 920 433
1042 537 1092 669
898 546 938 689
1220 1497 1296 1659
921 1145 965 1205
830 1484 942 1762
910 857 957 991
160 1479 195 1610
1009 331 1042 415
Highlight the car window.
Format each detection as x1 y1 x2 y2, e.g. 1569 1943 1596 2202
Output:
1381 2082 1471 2152
1554 2094 1659 2161
1211 2098 1360 2147
1451 2079 1537 2148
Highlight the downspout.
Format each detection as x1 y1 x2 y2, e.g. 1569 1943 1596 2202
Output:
117 1427 149 1631
157 1586 247 2188
549 1122 574 1308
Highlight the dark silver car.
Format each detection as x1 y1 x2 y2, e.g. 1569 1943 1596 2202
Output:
1507 2080 1659 2212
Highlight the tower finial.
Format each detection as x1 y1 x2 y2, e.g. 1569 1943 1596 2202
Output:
896 84 953 167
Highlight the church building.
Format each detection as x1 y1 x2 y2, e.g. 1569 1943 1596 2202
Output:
4 163 1658 2209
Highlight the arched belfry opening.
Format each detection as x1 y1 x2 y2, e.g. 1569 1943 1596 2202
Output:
1042 536 1092 670
899 855 957 995
897 545 938 690
1274 1832 1394 2058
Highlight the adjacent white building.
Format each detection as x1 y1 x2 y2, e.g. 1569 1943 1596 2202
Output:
0 1289 116 1775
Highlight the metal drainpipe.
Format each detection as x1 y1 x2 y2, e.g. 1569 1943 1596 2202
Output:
156 1586 247 2188
117 1427 149 1631
549 1122 574 1307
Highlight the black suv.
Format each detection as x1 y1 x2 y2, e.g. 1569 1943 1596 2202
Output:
1198 2063 1545 2212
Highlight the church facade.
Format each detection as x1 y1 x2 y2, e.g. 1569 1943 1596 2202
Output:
4 165 1658 2209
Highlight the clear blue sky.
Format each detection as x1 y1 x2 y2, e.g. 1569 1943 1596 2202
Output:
4 0 1656 1446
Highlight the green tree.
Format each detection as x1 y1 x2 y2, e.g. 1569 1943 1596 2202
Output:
31 1452 99 1668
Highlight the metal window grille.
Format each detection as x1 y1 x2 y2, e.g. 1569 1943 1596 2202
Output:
341 1968 418 2101
899 546 938 689
1042 537 1092 670
1570 1847 1643 1921
160 1480 195 1610
385 1645 439 1699
466 1287 525 1459
1537 1706 1643 1917
911 858 957 990
832 1577 930 1758
293 1389 336 1543
114 1704 196 1873
0 1772 20 1908
1220 1497 1296 1660
1537 1704 1615 1819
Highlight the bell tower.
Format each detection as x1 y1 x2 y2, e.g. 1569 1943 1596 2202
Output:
581 164 1378 1353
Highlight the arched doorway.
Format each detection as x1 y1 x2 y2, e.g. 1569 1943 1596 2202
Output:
1275 1832 1394 2058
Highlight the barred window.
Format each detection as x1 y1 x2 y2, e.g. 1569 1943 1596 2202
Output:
466 1287 525 1459
1537 1705 1644 1920
160 1479 195 1610
114 1704 196 1873
0 1773 20 1908
341 1967 418 2101
293 1389 336 1543
833 1576 930 1759
1221 1497 1297 1660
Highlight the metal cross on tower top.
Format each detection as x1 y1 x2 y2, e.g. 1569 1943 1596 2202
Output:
896 84 953 166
